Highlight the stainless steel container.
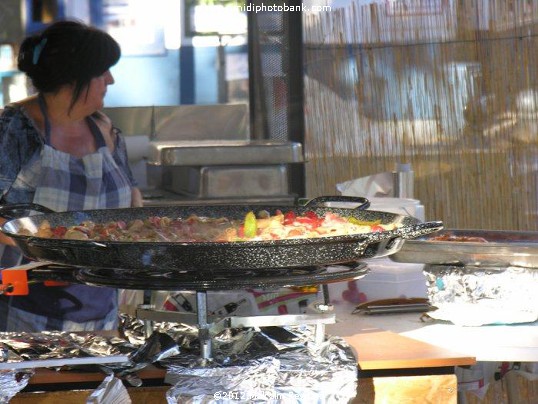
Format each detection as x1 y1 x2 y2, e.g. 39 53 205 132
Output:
162 165 289 198
148 140 304 200
148 140 304 166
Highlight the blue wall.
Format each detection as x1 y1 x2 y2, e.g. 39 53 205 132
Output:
106 49 182 107
105 45 244 107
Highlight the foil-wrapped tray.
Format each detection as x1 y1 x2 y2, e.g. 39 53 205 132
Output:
390 229 538 268
424 264 538 326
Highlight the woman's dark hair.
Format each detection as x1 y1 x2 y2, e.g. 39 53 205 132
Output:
17 20 121 109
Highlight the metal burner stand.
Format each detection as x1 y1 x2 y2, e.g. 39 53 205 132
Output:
76 263 369 360
136 290 336 359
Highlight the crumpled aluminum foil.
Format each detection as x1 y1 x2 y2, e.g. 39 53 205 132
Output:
424 264 538 326
0 328 180 391
0 329 177 364
0 331 134 363
86 374 131 404
0 342 33 402
0 315 357 403
0 369 33 404
119 315 358 402
163 327 358 403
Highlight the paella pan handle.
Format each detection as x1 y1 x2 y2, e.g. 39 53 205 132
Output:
359 221 444 259
0 203 55 220
300 196 370 210
394 221 444 240
364 221 443 244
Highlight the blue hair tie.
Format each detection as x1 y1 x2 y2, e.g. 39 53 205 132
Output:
32 38 48 65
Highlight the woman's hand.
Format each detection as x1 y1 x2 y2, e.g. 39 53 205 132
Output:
131 187 143 207
0 218 17 246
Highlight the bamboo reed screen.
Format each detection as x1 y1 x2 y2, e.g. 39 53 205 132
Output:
303 0 538 230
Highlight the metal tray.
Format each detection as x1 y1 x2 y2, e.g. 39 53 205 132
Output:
390 229 538 268
162 165 289 198
148 140 304 166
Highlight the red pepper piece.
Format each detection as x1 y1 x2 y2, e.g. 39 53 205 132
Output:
52 226 67 238
283 211 296 225
296 211 323 228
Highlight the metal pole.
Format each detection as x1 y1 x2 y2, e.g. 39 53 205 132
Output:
196 291 212 360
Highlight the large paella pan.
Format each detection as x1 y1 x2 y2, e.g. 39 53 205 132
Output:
0 197 443 272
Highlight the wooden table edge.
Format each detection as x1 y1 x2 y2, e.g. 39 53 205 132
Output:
344 330 476 370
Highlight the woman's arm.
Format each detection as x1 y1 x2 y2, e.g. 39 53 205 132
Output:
0 107 42 247
131 187 143 207
98 113 143 206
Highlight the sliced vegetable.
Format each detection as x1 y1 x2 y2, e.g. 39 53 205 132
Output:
295 210 323 228
283 211 296 225
243 211 257 238
51 226 67 238
347 217 382 226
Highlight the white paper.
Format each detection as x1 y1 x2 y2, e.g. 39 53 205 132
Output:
336 172 394 197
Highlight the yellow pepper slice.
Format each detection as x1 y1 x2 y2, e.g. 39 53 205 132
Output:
243 211 257 238
347 217 382 226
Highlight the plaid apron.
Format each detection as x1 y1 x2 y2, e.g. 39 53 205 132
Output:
0 95 132 331
33 95 132 211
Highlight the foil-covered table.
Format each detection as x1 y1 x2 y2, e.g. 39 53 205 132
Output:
0 316 358 403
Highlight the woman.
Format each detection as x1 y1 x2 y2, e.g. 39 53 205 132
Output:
0 20 142 332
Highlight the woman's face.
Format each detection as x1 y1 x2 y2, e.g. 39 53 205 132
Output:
85 70 115 111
